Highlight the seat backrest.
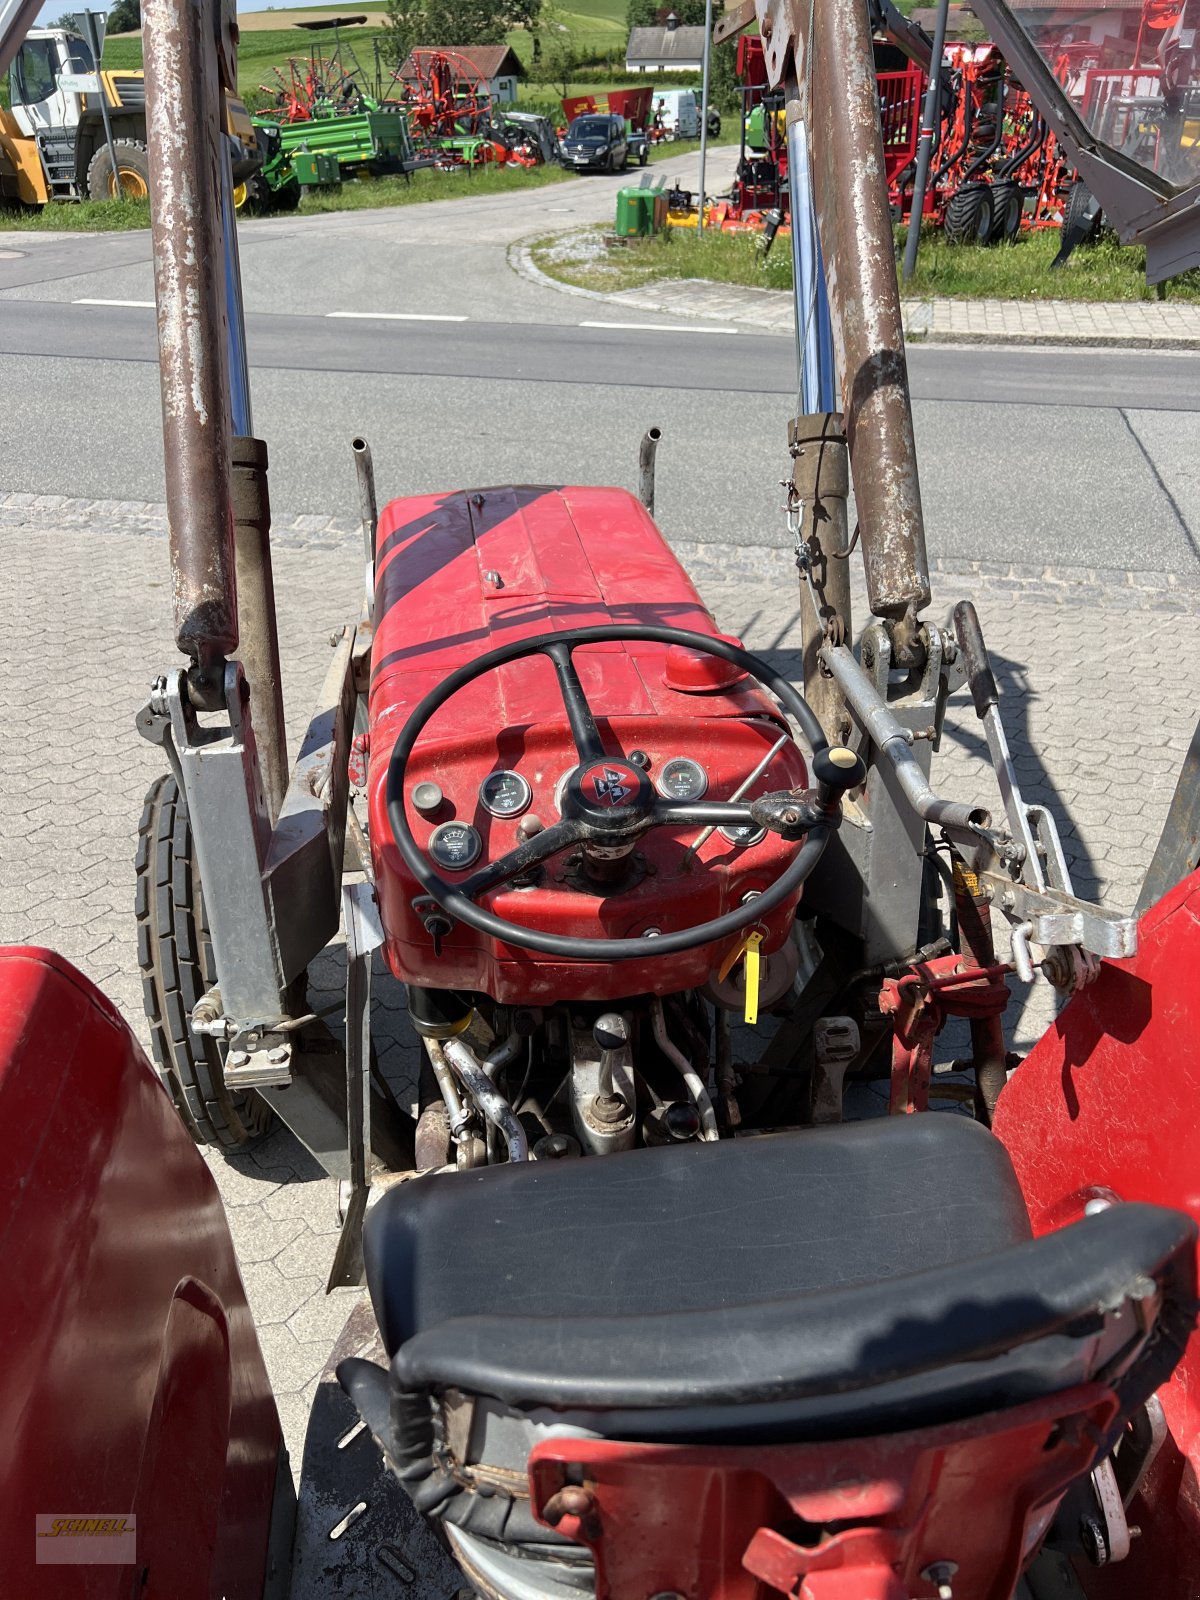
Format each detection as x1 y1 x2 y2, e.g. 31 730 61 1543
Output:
391 1202 1196 1445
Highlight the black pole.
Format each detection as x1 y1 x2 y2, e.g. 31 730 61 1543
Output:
901 0 950 282
81 10 121 198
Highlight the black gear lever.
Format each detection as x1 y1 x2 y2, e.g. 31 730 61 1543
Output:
811 746 868 807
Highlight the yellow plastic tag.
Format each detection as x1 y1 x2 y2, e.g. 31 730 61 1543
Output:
717 932 751 984
743 932 763 1025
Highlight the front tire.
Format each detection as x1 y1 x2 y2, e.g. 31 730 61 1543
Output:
86 138 152 201
136 774 275 1151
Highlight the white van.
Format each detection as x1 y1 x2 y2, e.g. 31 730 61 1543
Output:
650 89 699 140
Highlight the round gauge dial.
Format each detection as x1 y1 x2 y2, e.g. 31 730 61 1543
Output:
656 757 708 802
427 821 482 871
480 769 532 819
719 821 767 848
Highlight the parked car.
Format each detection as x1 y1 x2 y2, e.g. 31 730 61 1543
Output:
561 112 628 173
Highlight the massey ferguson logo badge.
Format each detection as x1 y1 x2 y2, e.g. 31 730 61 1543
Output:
588 765 634 806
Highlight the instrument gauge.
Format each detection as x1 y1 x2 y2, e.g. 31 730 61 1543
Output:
656 757 708 802
427 821 482 871
719 821 767 848
480 769 532 819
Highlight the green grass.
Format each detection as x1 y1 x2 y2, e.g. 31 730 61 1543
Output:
530 220 1200 302
901 225 1200 303
531 223 794 293
0 157 570 230
98 17 636 100
0 196 152 230
293 157 572 212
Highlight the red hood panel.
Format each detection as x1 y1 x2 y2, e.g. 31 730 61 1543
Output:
367 486 808 1003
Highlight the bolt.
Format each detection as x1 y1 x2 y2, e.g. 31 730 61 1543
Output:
268 1046 289 1067
921 1562 958 1599
541 1485 594 1526
1001 889 1015 910
228 1050 250 1069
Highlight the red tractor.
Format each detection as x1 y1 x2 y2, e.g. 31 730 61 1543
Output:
3 0 1200 1596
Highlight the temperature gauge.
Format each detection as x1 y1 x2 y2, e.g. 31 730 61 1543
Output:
427 821 482 871
656 757 708 802
480 769 532 819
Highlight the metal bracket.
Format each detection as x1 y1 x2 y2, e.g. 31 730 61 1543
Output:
327 880 385 1292
980 876 1138 962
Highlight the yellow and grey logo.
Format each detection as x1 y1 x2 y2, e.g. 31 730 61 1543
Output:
36 1514 136 1564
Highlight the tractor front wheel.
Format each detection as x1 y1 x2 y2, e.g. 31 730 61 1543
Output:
235 172 272 215
136 773 275 1151
86 138 151 202
943 181 994 246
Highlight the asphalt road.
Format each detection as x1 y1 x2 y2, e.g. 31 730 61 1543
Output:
0 166 1197 575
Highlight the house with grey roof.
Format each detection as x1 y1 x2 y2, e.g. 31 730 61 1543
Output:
625 14 706 72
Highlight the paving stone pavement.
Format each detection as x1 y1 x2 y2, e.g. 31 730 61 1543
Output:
1 498 1197 1473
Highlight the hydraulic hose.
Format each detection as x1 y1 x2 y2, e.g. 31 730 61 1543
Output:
650 998 720 1142
443 1036 530 1162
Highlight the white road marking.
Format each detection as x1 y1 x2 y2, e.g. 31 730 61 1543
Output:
326 310 469 322
579 320 738 335
74 297 156 307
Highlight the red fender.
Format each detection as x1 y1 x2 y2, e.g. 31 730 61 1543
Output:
993 870 1200 1599
0 947 285 1599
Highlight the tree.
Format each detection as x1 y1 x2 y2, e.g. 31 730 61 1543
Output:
383 0 428 68
531 0 579 97
627 0 706 28
105 0 141 34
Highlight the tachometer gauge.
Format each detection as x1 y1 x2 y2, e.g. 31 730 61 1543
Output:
656 757 708 802
480 769 532 819
427 821 482 871
719 821 767 848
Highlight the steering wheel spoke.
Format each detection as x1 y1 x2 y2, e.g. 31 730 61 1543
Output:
542 639 609 763
653 799 758 829
458 818 585 900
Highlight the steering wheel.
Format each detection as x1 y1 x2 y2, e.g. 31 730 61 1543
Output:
385 625 841 962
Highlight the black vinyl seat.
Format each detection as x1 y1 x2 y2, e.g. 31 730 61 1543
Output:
361 1115 1197 1444
368 1115 1031 1353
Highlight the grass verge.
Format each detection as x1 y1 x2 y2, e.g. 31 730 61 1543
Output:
531 221 1200 303
531 224 792 293
0 159 572 232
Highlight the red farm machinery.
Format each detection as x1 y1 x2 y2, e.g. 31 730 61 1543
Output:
2 0 1200 1596
878 0 1200 252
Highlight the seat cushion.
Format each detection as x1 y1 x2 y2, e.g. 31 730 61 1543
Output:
365 1113 1031 1359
